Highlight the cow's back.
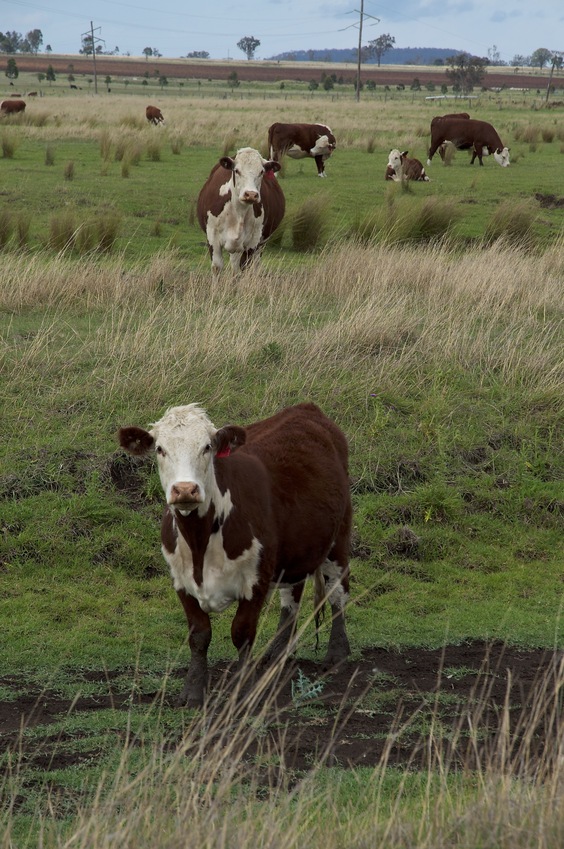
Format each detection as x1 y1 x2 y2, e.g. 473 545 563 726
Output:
240 403 349 574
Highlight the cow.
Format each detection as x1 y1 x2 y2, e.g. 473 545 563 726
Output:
0 99 25 116
146 105 165 125
268 122 336 177
26 91 38 97
196 146 285 275
427 117 510 167
386 149 430 182
118 402 352 707
430 112 470 161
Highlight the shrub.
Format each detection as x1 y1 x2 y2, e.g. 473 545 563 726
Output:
1 134 16 159
146 141 161 162
15 213 31 249
541 128 555 143
96 213 121 252
170 136 183 155
291 195 330 252
48 213 77 251
483 200 537 246
99 130 112 160
64 161 75 181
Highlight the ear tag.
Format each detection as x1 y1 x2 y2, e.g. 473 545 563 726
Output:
216 446 231 459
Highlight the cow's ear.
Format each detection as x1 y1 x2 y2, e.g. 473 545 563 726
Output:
401 150 409 157
214 425 246 457
219 156 235 171
118 426 155 456
264 160 281 174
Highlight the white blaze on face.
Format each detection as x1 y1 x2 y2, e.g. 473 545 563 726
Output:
310 134 334 157
149 404 218 514
386 149 403 180
230 146 268 203
494 146 510 167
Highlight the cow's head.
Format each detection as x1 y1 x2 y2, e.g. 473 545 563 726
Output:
118 404 246 515
310 134 336 158
219 147 281 204
494 146 510 167
386 149 404 179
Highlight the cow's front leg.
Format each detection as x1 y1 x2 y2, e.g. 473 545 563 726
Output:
176 589 212 708
314 154 326 176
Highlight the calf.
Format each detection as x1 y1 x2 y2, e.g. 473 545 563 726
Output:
268 122 336 177
118 402 352 707
197 147 285 275
428 117 510 167
146 105 165 125
386 149 430 182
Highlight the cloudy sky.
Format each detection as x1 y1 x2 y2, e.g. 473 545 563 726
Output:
2 0 561 64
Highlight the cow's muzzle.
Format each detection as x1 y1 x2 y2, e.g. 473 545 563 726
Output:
241 190 259 204
169 482 202 510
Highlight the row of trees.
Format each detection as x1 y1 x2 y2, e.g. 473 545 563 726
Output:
0 29 47 54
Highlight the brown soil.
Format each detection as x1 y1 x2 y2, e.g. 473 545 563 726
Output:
12 54 552 91
1 641 561 778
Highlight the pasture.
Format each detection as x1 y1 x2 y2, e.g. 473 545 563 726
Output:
1 88 563 847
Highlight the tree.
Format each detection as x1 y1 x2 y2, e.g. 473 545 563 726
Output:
26 29 43 53
227 71 240 89
0 31 22 53
487 45 503 66
5 57 18 80
545 51 564 102
143 47 153 60
80 35 94 55
530 48 552 70
445 52 488 93
368 34 395 67
186 51 209 59
237 36 260 60
45 44 52 53
46 64 56 84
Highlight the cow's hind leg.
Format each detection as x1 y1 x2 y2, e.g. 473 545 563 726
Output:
263 582 305 664
321 509 352 668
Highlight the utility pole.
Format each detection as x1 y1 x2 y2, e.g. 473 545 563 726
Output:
342 5 380 102
81 22 105 93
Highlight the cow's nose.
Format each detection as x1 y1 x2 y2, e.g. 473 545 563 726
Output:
242 190 259 203
170 482 201 504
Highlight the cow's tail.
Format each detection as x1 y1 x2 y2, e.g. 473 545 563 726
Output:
313 567 326 650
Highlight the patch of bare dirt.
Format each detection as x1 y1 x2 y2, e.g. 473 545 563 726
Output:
1 642 561 776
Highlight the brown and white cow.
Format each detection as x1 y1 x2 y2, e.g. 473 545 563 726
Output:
268 122 336 177
428 117 510 167
386 149 430 182
118 402 352 707
0 99 26 116
197 147 285 275
146 105 165 125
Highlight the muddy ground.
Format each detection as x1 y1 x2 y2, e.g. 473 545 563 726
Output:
2 641 562 781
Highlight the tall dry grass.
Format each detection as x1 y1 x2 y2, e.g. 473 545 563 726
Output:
1 239 562 416
3 644 564 847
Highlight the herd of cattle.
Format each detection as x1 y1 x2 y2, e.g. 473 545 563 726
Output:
1 98 511 277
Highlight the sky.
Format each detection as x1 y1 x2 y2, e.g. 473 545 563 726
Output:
2 0 562 65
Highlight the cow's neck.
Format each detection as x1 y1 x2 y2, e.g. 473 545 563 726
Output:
174 502 216 586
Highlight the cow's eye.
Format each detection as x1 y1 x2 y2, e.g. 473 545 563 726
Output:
203 443 212 454
156 445 165 457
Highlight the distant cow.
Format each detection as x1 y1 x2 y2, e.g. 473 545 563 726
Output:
428 117 510 167
26 91 38 97
431 112 470 161
0 99 25 116
197 146 285 275
268 122 336 177
386 149 430 182
146 105 165 125
118 402 352 707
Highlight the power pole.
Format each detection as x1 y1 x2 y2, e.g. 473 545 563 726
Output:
342 5 380 102
81 22 105 93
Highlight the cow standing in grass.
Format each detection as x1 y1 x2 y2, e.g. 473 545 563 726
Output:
118 402 352 707
428 117 510 167
146 105 165 125
0 99 25 116
268 122 336 177
197 147 285 275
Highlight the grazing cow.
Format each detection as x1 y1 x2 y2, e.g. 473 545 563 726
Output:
197 147 285 275
146 105 165 125
428 117 510 167
0 99 25 115
26 91 38 97
118 402 352 707
268 122 336 177
386 149 430 182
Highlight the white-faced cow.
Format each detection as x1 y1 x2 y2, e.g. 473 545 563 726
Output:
146 105 165 125
0 99 26 116
386 149 430 182
118 402 352 707
197 147 285 275
268 122 336 177
428 117 510 167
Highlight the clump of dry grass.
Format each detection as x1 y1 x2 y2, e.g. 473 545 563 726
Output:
1 133 17 158
291 194 330 252
352 196 458 246
483 199 538 246
64 160 75 180
0 209 13 247
146 140 161 162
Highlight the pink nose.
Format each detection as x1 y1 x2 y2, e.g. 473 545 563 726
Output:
170 482 201 504
242 190 259 203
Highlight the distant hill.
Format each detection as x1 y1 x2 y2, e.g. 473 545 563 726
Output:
267 47 460 66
